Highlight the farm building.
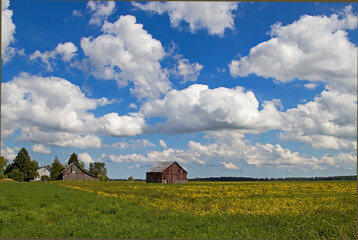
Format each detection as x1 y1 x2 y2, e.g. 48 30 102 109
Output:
146 161 187 183
57 162 98 181
34 166 51 181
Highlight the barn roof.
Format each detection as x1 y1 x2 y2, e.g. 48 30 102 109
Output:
146 161 187 173
59 162 97 178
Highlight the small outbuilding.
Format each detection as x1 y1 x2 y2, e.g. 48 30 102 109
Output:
146 161 187 184
57 162 98 181
34 166 51 181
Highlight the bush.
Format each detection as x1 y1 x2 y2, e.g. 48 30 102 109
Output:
8 169 25 182
41 175 50 182
98 174 109 181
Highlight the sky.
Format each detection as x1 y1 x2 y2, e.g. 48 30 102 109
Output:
1 1 357 179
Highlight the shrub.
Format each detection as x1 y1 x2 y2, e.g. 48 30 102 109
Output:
41 175 51 182
8 169 25 182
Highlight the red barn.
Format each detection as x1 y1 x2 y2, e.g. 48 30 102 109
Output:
146 161 187 183
58 162 98 181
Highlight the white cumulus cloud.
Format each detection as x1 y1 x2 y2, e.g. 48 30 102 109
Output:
78 152 94 165
141 84 282 134
175 58 203 84
1 0 23 63
229 6 357 94
87 1 116 26
159 139 168 149
220 161 239 170
80 15 172 100
30 42 78 71
1 73 146 148
111 139 155 149
133 2 238 36
31 144 51 154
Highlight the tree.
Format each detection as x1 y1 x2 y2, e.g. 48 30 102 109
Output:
67 153 79 165
0 156 9 179
89 162 109 181
50 156 64 180
5 148 38 181
67 153 86 169
41 175 50 181
8 169 24 182
128 176 134 181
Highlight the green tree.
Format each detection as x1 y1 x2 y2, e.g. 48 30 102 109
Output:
50 156 64 180
0 156 9 179
67 153 86 169
5 148 38 181
67 153 79 165
41 175 50 181
8 169 24 181
128 176 134 181
89 162 108 181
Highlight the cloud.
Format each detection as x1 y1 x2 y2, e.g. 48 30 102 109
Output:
175 58 203 84
1 143 18 161
1 0 23 63
102 130 356 170
133 2 238 36
229 6 357 94
87 1 116 26
228 6 357 151
159 139 167 149
72 9 82 17
102 147 205 165
280 90 357 151
141 84 282 134
111 139 155 149
78 152 94 165
29 42 78 71
128 164 141 169
220 161 239 170
188 130 357 170
81 15 172 99
1 73 146 148
31 144 51 154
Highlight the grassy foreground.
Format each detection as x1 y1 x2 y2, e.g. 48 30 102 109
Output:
0 181 356 239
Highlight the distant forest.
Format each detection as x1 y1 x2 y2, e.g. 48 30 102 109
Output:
188 175 357 182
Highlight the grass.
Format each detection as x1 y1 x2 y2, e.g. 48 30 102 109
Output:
0 181 356 239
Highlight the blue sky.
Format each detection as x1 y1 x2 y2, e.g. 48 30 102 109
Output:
1 1 357 179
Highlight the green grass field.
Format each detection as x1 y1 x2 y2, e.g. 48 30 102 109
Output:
0 181 356 239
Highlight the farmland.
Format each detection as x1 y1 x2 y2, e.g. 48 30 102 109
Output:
0 180 356 239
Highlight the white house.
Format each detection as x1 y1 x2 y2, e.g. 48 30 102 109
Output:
34 166 51 181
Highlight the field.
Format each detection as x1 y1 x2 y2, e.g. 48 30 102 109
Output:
0 180 356 239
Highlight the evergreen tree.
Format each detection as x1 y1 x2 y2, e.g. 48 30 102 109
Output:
50 156 64 180
5 148 38 181
67 153 86 169
67 153 79 165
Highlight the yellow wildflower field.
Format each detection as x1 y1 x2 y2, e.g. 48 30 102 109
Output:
58 180 356 217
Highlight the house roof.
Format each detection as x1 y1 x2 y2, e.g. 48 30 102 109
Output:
38 166 51 172
146 161 187 173
59 162 97 178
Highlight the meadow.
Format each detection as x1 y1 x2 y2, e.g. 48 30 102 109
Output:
0 180 356 239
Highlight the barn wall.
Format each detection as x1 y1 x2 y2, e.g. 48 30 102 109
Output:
146 172 162 183
162 162 187 184
61 164 98 181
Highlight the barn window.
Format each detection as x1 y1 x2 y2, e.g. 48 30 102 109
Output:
178 169 180 174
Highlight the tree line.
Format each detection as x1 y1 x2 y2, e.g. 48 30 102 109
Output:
0 147 109 181
189 176 357 182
